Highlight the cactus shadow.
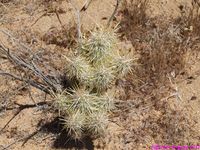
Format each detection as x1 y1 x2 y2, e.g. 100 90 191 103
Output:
40 117 94 150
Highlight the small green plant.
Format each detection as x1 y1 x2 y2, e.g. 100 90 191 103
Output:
55 27 133 139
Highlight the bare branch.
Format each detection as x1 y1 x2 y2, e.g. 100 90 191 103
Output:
0 71 22 81
69 0 82 44
0 83 28 107
0 44 62 93
107 0 121 27
0 70 50 94
80 0 93 11
0 30 33 53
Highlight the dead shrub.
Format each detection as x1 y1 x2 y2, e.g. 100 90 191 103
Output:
119 0 200 87
179 1 200 37
115 0 200 147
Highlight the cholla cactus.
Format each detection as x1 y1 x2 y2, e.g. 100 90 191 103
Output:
112 56 133 77
55 88 113 138
62 110 85 139
56 27 133 139
67 88 108 114
64 55 92 84
91 66 115 93
80 28 117 64
56 88 113 114
86 112 109 137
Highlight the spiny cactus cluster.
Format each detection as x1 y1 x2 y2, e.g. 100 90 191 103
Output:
55 27 133 139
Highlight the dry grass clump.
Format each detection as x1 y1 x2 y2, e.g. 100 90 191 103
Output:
178 1 200 37
115 0 200 147
157 104 198 145
119 0 148 38
54 27 132 139
125 98 199 146
119 0 200 86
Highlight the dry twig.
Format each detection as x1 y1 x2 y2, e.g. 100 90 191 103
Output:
107 0 121 27
69 0 82 43
0 42 62 93
80 0 93 11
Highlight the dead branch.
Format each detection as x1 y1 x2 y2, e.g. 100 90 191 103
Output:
0 30 33 53
55 9 63 27
80 0 93 12
0 43 62 93
0 83 28 110
107 0 121 27
31 12 47 27
69 0 82 44
21 130 40 146
31 10 63 28
0 108 21 133
0 70 51 94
